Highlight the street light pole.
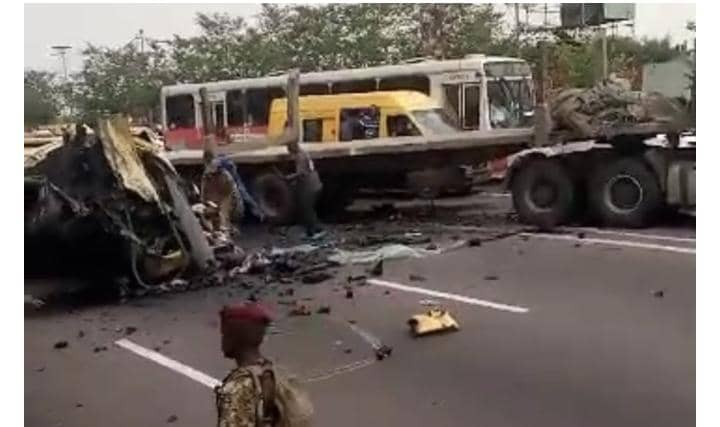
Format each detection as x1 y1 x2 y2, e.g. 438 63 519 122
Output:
50 45 71 80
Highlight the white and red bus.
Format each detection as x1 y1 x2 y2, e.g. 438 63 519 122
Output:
160 54 535 149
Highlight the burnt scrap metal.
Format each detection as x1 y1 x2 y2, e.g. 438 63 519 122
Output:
25 117 214 287
550 77 689 138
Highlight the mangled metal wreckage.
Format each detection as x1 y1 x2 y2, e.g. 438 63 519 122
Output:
25 116 214 287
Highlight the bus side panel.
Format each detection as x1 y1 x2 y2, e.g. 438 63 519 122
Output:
323 118 337 142
165 127 203 150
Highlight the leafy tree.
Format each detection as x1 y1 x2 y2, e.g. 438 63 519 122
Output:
24 70 59 127
73 42 173 122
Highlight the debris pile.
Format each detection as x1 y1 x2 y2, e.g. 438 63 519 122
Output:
25 117 216 290
551 77 688 137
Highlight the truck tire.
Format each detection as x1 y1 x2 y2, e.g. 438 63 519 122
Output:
511 158 575 228
588 157 662 228
252 173 295 224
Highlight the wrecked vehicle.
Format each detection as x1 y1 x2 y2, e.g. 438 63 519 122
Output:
25 117 214 288
507 77 695 228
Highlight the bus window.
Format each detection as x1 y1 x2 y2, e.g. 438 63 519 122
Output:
166 94 195 129
332 79 377 94
340 107 380 141
226 90 246 127
247 87 286 127
214 103 225 135
387 115 420 137
302 119 323 142
462 84 481 130
443 84 461 121
379 75 430 95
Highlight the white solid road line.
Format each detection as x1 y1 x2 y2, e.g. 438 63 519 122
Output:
367 278 529 313
304 359 376 383
115 338 221 389
566 227 696 243
525 233 696 255
116 338 377 386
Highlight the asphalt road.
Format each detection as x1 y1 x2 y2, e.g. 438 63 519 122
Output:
25 190 695 427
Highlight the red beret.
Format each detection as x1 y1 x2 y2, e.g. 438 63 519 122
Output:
220 302 273 324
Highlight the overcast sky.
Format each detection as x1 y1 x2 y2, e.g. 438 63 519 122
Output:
24 3 696 74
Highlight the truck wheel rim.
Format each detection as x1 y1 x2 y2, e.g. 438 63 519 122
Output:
606 174 643 212
529 179 558 210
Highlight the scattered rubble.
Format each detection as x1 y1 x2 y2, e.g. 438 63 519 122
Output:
301 272 333 284
467 237 482 247
375 345 393 361
289 305 312 316
369 260 384 276
53 341 69 349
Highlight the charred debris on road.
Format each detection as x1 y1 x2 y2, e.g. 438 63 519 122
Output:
24 114 524 308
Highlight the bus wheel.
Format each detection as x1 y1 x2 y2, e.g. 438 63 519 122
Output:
511 158 575 228
588 157 661 228
252 173 295 224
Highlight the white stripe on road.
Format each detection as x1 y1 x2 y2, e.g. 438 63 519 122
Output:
345 321 384 349
565 227 696 243
304 359 376 383
116 338 377 387
525 233 696 255
437 224 695 255
115 338 222 389
367 278 529 313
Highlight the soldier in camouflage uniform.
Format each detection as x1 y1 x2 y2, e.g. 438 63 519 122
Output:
216 303 277 427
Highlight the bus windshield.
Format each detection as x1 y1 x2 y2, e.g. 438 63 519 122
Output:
412 108 460 135
486 78 534 129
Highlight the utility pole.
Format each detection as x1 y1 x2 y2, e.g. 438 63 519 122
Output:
50 45 71 80
601 26 608 80
514 3 521 56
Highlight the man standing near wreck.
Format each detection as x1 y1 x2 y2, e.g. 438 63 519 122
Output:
286 142 325 239
216 303 278 427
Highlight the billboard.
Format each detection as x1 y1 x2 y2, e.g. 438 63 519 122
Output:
560 4 635 28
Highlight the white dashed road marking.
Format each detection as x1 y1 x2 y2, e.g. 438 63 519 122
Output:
367 278 529 313
115 338 222 389
525 232 696 255
564 227 696 243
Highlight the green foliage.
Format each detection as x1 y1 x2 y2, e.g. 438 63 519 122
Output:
24 70 59 127
29 4 691 122
72 43 173 122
